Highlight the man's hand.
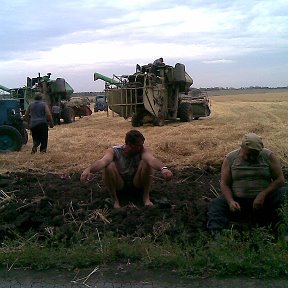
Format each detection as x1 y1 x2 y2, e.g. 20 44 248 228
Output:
228 200 241 212
253 193 265 210
80 169 94 183
161 168 173 181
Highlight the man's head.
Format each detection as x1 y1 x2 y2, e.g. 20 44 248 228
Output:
124 130 145 155
159 57 163 62
241 133 263 162
34 92 43 100
125 130 145 145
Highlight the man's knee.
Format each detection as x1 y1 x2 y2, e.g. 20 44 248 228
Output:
134 160 152 188
103 162 123 189
267 186 288 208
105 162 116 171
208 196 228 212
207 196 230 230
138 160 152 173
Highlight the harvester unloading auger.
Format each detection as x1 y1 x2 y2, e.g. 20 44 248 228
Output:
94 62 211 126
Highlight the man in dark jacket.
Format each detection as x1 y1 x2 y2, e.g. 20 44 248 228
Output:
24 93 53 153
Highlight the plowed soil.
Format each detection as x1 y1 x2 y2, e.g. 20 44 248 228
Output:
0 166 221 241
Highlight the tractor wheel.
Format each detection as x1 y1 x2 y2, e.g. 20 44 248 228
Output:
0 125 23 152
153 114 165 126
131 114 143 127
178 102 193 122
62 107 75 124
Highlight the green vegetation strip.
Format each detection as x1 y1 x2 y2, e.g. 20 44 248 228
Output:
1 228 288 278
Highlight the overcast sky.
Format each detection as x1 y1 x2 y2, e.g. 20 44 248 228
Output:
0 0 287 92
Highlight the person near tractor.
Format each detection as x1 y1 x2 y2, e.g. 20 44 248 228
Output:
80 129 173 208
207 133 287 232
51 105 61 125
151 57 165 75
24 92 54 154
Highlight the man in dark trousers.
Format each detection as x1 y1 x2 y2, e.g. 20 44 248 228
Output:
80 130 173 208
207 133 287 232
24 92 53 153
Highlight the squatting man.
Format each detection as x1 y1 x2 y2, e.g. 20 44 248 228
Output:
80 130 173 208
207 132 287 231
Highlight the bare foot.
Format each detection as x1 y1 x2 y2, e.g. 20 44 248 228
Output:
144 199 154 206
114 201 121 209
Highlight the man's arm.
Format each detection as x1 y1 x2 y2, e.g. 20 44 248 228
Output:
80 148 114 182
253 153 285 209
141 148 173 181
220 157 241 212
23 106 30 122
45 104 53 124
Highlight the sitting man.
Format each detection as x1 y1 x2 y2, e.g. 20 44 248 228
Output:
207 133 287 231
151 57 165 75
80 130 173 208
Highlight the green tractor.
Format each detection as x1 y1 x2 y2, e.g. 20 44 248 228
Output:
0 98 28 152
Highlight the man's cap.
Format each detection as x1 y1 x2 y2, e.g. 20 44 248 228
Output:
241 133 264 151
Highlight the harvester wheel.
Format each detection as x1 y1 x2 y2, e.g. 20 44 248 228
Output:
178 102 193 122
153 114 165 126
62 107 75 124
131 114 143 127
0 125 23 152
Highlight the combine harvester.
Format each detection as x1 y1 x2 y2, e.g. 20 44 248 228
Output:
2 73 92 124
0 73 92 152
94 62 211 126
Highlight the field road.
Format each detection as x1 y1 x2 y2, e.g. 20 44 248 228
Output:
1 268 288 288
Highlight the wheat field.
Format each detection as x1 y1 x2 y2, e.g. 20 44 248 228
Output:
1 90 288 174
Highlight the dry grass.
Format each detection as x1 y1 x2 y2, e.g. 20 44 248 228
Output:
1 90 288 174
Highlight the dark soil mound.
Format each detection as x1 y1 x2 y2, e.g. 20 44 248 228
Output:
0 166 221 241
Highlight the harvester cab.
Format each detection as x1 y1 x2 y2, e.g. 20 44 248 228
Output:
94 62 211 126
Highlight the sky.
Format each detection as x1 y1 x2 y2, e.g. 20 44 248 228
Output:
0 0 287 92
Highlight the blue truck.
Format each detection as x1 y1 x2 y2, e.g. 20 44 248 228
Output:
94 95 107 112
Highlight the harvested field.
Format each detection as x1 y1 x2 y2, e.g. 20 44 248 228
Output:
0 90 288 241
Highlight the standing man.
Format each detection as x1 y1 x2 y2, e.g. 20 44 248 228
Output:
24 92 53 154
207 133 287 231
80 130 173 208
51 104 61 125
